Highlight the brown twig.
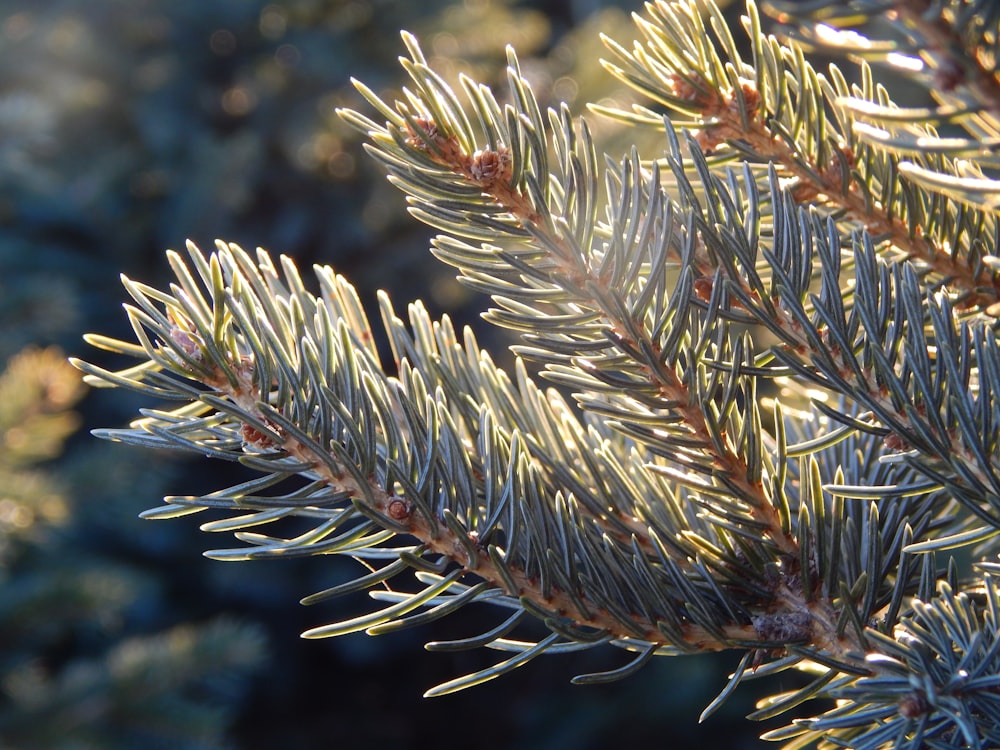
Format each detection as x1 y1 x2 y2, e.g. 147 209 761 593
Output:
673 74 1000 311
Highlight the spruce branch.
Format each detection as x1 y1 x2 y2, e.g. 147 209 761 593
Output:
345 24 1000 557
769 0 1000 125
75 0 1000 746
765 0 1000 237
77 241 805 661
598 0 1000 313
683 156 1000 549
765 578 1000 748
343 32 804 561
77 237 915 692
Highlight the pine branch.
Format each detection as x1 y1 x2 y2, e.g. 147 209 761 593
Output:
76 241 864 663
598 0 1000 313
74 1 1000 746
344 34 807 563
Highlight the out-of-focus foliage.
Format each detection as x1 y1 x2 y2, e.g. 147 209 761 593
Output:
0 0 652 350
0 348 79 556
0 348 266 749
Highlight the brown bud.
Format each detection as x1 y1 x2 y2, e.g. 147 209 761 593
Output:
404 116 441 150
241 423 275 449
884 432 910 452
692 274 714 303
738 83 761 116
386 497 413 522
404 116 470 172
470 145 512 186
168 326 202 359
668 72 715 109
165 310 203 361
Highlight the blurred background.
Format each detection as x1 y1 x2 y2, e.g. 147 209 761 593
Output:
0 0 792 747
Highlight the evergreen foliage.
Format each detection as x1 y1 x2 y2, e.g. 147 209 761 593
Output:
77 0 1000 746
0 348 266 749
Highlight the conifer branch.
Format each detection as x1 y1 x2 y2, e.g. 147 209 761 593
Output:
77 240 850 662
398 110 799 557
75 1 1000 745
598 0 1000 313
